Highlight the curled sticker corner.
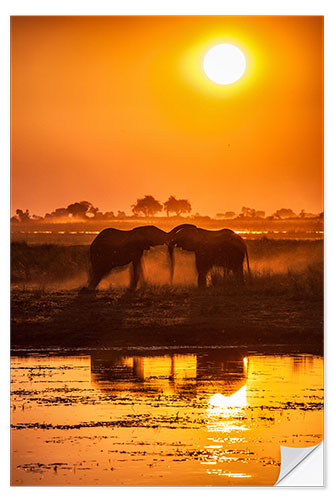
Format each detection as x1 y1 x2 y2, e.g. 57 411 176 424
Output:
275 442 323 486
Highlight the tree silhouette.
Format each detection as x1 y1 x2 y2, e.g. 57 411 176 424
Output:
132 195 163 217
55 208 69 217
103 211 115 219
216 211 236 219
238 207 265 218
87 205 100 217
66 201 92 218
164 196 192 216
44 201 102 219
238 207 254 218
273 208 296 219
15 209 31 222
117 210 127 219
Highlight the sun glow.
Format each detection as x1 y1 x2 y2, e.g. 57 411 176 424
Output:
208 385 247 412
203 43 246 85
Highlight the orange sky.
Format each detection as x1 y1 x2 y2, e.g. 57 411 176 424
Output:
11 16 323 217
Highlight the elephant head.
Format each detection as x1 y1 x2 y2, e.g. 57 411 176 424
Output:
166 224 199 282
131 225 167 251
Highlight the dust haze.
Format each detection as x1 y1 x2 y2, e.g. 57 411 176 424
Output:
11 239 323 291
74 241 324 291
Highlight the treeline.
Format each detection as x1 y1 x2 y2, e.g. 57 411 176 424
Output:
216 207 323 220
11 195 323 223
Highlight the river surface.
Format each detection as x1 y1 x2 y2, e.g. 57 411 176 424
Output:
11 349 323 486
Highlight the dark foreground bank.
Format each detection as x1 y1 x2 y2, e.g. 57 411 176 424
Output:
11 284 323 352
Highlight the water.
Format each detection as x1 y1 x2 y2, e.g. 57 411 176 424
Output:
11 349 323 486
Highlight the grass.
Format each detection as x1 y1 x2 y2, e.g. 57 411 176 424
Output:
209 263 323 300
11 239 323 287
11 242 89 285
10 239 323 351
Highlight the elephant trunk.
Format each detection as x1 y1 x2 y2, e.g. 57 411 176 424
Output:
168 244 176 284
245 248 252 281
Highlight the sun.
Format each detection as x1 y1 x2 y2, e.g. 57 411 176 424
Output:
203 43 246 85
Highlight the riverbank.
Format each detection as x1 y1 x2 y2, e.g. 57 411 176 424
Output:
11 285 323 352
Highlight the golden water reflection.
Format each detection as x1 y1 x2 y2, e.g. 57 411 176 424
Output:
11 350 323 486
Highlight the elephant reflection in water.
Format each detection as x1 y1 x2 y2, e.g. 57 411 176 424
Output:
90 350 248 399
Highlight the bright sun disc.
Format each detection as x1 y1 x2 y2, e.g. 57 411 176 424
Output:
203 44 246 85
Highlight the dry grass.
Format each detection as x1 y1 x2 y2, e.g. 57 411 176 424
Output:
11 242 89 287
11 239 323 301
209 263 323 300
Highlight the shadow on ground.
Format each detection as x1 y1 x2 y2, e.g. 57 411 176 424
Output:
11 284 323 351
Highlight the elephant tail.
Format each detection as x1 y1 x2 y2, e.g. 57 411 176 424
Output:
245 247 252 281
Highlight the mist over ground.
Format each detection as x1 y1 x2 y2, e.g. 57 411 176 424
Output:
11 238 323 299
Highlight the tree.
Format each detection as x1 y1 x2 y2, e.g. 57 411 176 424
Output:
216 211 236 219
67 200 92 218
103 211 115 219
44 207 69 219
298 210 316 219
14 209 31 223
273 208 296 219
132 195 163 217
117 211 127 219
87 205 100 217
164 196 192 216
240 207 256 218
225 211 236 219
238 207 265 218
44 200 100 219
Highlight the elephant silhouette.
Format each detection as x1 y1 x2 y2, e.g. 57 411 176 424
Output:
168 225 251 287
86 224 197 290
86 224 250 290
87 225 167 290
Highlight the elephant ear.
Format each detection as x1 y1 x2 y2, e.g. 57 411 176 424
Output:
172 225 200 251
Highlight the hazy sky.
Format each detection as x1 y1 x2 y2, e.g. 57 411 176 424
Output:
11 16 323 217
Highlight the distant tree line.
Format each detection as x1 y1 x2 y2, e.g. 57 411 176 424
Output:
11 196 323 223
216 206 323 220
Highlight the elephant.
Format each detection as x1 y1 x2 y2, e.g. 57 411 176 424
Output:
86 223 199 291
167 225 251 287
87 225 168 290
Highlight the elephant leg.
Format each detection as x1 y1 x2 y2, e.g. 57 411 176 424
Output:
223 267 231 280
233 266 244 283
197 265 210 287
168 245 175 284
195 254 209 288
130 255 143 290
197 271 208 288
88 267 109 290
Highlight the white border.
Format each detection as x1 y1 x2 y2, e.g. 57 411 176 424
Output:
2 1 332 498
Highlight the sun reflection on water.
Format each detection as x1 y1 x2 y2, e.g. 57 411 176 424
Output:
11 351 323 486
208 385 247 413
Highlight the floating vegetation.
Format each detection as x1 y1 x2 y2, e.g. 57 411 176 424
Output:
11 351 323 486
